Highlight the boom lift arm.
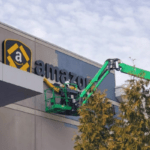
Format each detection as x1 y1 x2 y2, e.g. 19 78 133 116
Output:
80 59 150 105
44 58 150 115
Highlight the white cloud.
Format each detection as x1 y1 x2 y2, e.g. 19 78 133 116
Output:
3 3 16 14
46 3 58 16
1 0 150 86
7 0 28 7
30 0 41 4
57 1 83 12
113 5 134 17
31 27 46 38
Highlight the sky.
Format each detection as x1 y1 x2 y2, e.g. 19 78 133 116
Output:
0 0 150 86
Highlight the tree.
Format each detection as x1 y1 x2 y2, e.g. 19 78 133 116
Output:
74 90 115 150
111 78 150 150
74 74 150 150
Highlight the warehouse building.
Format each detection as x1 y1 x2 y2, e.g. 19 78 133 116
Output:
0 22 120 150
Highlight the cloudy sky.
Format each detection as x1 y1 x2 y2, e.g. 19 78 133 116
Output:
0 0 150 86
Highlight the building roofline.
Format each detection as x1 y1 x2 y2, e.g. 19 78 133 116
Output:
0 21 116 74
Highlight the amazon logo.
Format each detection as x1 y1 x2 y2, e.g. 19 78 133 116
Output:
3 39 32 72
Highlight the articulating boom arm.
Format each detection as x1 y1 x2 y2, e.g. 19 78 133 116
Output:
119 63 150 80
80 59 150 105
44 58 150 116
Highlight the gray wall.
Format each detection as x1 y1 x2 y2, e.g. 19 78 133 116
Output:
0 22 119 150
56 51 117 102
0 107 77 150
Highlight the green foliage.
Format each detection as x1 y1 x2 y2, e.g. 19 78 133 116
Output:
74 90 115 150
111 78 150 150
74 76 150 150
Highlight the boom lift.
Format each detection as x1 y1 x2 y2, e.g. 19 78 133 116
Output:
44 58 150 116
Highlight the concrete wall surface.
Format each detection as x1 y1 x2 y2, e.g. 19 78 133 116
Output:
0 107 77 150
0 22 120 150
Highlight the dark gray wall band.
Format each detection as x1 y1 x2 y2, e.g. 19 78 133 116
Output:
56 51 117 102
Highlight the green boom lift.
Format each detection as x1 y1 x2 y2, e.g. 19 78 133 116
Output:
44 58 150 116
